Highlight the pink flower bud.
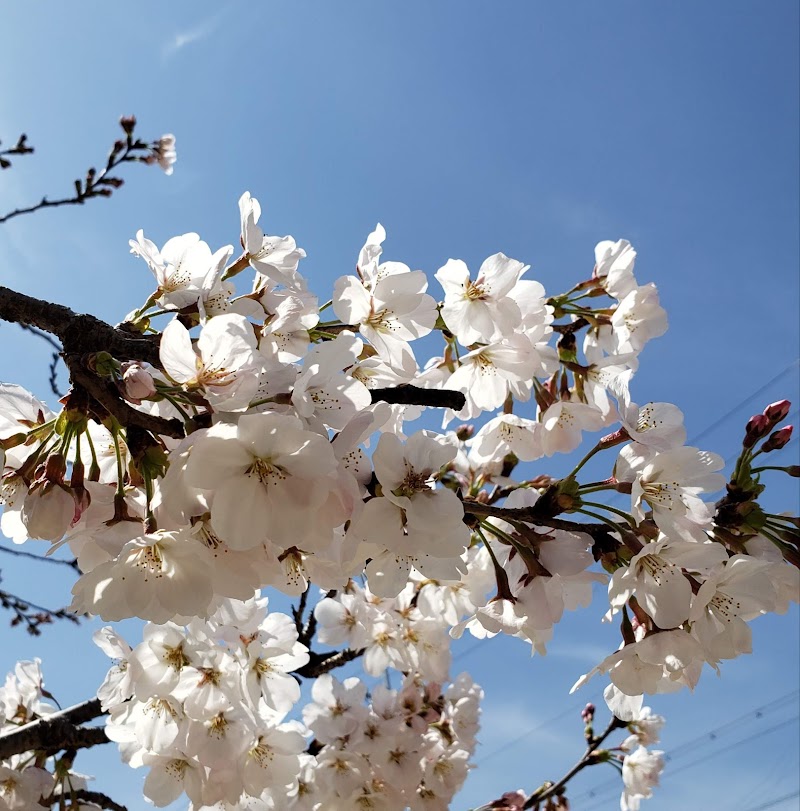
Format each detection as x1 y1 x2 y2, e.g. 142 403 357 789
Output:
743 414 770 447
762 425 793 452
764 399 791 424
455 424 475 441
120 362 156 403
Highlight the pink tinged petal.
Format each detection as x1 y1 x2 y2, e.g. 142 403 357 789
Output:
160 319 199 384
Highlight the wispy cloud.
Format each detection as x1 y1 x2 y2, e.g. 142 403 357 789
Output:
161 9 228 63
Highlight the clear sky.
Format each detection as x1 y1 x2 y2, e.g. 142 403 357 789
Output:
1 2 798 809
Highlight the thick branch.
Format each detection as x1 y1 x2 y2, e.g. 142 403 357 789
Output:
370 385 466 411
46 789 127 811
65 356 184 439
0 698 107 760
0 287 161 365
293 648 365 678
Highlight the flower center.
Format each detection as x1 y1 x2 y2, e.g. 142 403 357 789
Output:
248 457 287 486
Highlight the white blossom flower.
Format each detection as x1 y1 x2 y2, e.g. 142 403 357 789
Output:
621 746 665 811
239 191 307 291
593 239 638 300
334 268 437 370
183 412 341 550
436 254 526 345
160 314 259 411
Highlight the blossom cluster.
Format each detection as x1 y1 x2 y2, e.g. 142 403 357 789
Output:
93 595 481 810
0 191 798 809
0 660 56 810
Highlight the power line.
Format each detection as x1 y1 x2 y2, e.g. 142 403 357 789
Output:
605 360 799 507
580 716 799 811
688 360 799 447
572 690 799 805
475 691 602 766
741 789 800 811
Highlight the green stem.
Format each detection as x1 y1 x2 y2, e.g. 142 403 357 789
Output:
160 393 193 422
578 482 617 494
574 507 630 535
84 428 100 479
566 442 604 479
579 499 637 526
109 421 126 498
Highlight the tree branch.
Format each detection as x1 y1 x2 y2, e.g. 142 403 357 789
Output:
0 133 34 170
46 789 127 811
0 287 162 365
522 715 626 809
0 117 160 225
0 586 82 636
18 323 64 397
65 356 184 439
293 648 365 679
370 385 466 411
0 698 107 760
0 544 79 571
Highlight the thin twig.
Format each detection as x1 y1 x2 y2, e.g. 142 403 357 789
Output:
0 119 158 225
0 544 79 571
0 587 82 636
18 323 64 396
522 715 626 808
0 133 34 169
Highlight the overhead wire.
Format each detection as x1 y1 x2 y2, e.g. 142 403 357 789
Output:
474 690 603 766
580 716 799 811
602 359 799 509
740 789 800 811
570 690 799 806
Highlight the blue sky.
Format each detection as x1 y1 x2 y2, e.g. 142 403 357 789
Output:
1 2 798 809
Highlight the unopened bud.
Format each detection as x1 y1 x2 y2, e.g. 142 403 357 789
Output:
120 361 156 404
581 703 596 722
764 399 791 424
762 425 793 452
743 414 770 448
787 466 800 477
43 453 67 483
119 115 137 134
455 424 475 441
